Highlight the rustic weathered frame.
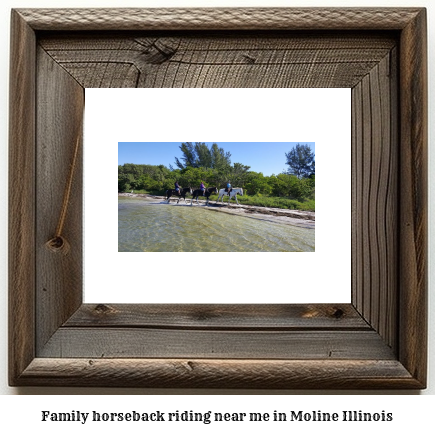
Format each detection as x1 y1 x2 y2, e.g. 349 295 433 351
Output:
9 8 427 388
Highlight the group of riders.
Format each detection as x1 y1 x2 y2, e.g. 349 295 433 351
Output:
174 180 232 196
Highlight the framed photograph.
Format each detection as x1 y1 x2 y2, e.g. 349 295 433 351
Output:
9 8 427 388
87 88 348 305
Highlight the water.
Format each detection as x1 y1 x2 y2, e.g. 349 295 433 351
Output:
118 197 315 252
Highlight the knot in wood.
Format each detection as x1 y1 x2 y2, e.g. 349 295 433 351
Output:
45 236 70 255
332 308 345 319
140 39 177 64
94 304 116 315
243 53 256 64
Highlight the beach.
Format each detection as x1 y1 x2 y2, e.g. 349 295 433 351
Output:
119 193 315 230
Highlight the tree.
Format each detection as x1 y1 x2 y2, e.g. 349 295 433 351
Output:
118 173 131 192
174 142 231 170
174 142 196 169
210 143 231 170
229 162 251 187
245 172 272 195
194 143 213 168
178 166 212 189
284 144 315 179
268 174 287 197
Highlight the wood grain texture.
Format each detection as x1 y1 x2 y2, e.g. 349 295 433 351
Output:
398 8 428 386
35 48 84 353
39 328 395 360
65 304 369 330
39 33 396 89
16 8 422 31
8 8 427 389
351 50 398 351
17 358 420 389
8 10 36 386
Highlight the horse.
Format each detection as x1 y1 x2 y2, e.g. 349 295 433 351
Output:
165 187 193 204
216 187 244 205
191 186 218 206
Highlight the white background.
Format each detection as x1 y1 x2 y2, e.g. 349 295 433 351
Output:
85 88 351 304
0 0 434 422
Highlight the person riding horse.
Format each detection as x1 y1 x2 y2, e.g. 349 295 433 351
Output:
191 185 218 206
174 181 181 196
225 181 232 194
166 185 192 204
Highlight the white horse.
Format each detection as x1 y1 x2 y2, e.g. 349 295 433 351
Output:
216 187 243 205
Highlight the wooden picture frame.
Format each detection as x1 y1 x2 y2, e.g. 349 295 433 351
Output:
9 8 427 389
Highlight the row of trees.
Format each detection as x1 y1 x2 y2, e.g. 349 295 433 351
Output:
118 143 315 203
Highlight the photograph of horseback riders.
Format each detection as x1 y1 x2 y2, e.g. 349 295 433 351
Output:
119 142 315 253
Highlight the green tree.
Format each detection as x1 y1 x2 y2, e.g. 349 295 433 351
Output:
210 143 231 170
194 143 213 168
118 173 131 192
245 172 272 195
174 142 231 170
228 162 251 187
268 174 287 197
136 174 162 192
122 163 142 178
178 167 203 189
284 144 315 179
174 142 196 169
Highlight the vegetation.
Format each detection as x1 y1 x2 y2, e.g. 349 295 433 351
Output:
119 143 315 211
173 142 231 171
284 143 315 179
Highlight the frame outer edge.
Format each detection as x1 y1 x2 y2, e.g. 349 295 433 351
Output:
7 7 428 389
8 10 37 385
17 358 422 389
399 8 428 387
15 7 422 31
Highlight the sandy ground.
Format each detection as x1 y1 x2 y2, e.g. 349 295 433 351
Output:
119 193 315 229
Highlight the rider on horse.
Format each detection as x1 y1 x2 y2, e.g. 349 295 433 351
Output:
200 181 206 196
225 181 232 194
175 181 181 196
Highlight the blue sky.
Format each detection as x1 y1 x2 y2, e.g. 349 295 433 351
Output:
118 142 315 177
